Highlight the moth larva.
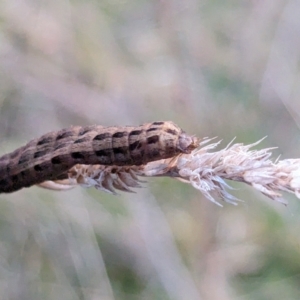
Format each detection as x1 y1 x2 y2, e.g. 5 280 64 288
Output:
0 121 198 193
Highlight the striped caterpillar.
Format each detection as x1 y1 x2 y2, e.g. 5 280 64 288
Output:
0 121 198 193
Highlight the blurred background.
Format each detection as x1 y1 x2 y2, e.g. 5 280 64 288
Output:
1 0 300 299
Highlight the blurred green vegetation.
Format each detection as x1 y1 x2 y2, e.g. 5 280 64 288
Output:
1 0 300 299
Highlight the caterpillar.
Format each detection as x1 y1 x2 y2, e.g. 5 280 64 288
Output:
0 121 198 193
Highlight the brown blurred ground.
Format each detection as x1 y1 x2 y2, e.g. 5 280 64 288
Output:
0 0 300 299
